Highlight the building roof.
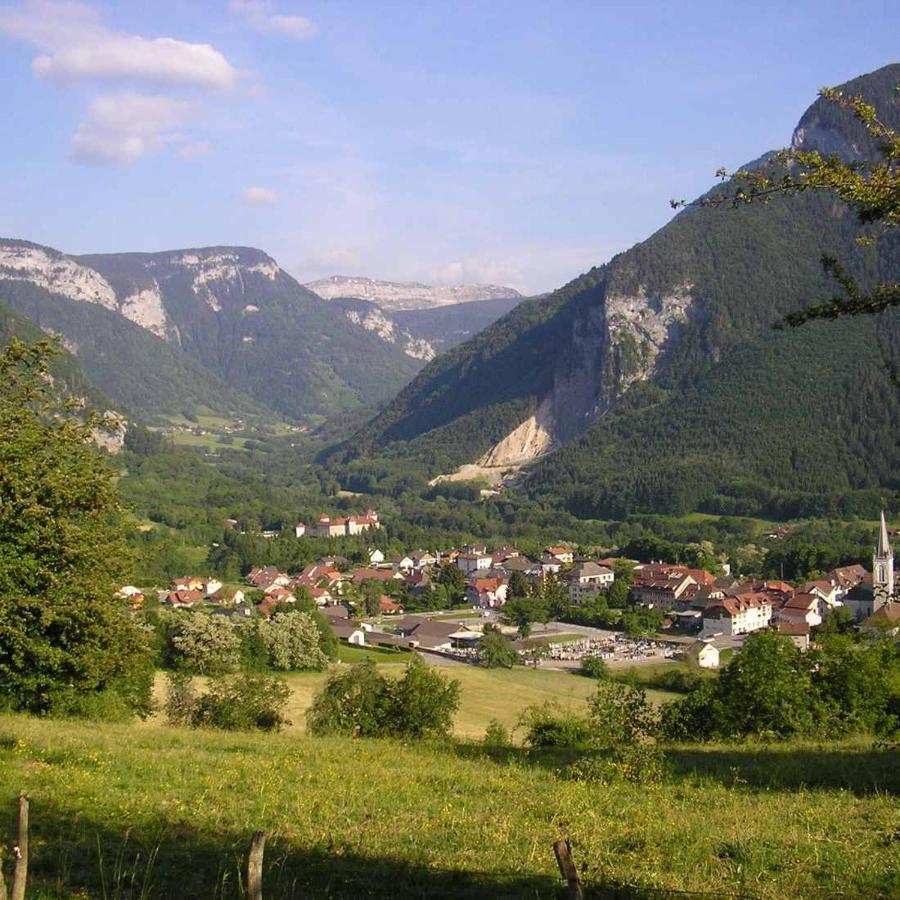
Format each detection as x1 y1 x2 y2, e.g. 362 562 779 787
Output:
777 621 811 636
877 510 893 558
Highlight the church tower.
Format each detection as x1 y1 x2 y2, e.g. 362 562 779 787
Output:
873 510 894 608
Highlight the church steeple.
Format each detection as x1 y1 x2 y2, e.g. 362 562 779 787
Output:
873 510 894 605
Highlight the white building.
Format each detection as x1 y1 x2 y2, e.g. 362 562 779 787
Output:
702 593 772 636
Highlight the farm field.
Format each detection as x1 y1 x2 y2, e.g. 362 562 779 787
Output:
0 715 896 898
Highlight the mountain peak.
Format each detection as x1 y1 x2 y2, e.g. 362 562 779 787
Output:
304 274 522 311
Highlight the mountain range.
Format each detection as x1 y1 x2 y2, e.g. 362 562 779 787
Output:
340 63 900 518
0 243 521 425
304 275 521 310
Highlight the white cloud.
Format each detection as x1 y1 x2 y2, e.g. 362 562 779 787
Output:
242 186 278 205
0 1 240 89
230 0 317 39
70 93 189 166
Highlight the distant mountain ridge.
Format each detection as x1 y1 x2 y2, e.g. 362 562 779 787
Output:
0 241 424 422
341 63 900 518
304 274 522 310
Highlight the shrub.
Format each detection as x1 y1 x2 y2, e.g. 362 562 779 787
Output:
163 671 197 727
589 680 658 748
518 702 595 749
306 658 460 739
307 660 392 737
483 718 511 747
580 656 610 679
563 743 667 785
382 655 460 739
192 673 290 732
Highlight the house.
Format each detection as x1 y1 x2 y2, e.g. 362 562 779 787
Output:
403 570 431 596
294 564 342 590
165 589 204 608
545 546 574 565
702 593 772 636
264 586 296 606
393 616 470 651
687 639 720 669
828 564 868 595
352 567 403 585
368 548 386 565
224 518 239 529
631 567 698 610
456 551 492 574
466 576 509 609
204 578 223 598
247 567 290 590
539 555 563 576
411 550 438 570
320 604 350 623
391 554 415 573
862 602 900 637
566 562 615 604
379 596 404 615
776 621 812 651
799 580 841 610
117 585 145 609
778 592 823 628
331 621 368 645
172 576 205 592
500 556 541 580
294 522 307 538
491 546 520 565
347 512 380 535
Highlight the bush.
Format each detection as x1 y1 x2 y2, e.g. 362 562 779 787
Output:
563 743 667 785
163 671 197 726
518 702 595 749
589 680 658 748
483 718 511 747
306 658 460 739
192 673 290 732
580 656 610 679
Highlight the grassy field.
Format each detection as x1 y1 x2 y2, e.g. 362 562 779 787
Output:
0 715 896 899
152 662 633 740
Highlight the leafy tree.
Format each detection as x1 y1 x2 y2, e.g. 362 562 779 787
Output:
169 612 242 675
381 655 460 738
482 718 511 747
589 681 658 748
518 702 595 749
306 657 459 738
306 660 391 737
502 592 549 639
0 339 152 717
435 562 465 600
607 578 631 609
507 571 529 599
477 627 519 668
256 611 329 671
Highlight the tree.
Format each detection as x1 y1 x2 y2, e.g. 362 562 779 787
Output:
191 673 290 732
507 570 530 599
306 660 391 736
435 562 465 601
169 612 242 675
306 657 460 738
589 680 658 748
477 627 519 668
714 630 817 737
256 611 329 671
0 340 152 717
607 578 630 609
503 591 549 639
674 86 899 324
580 656 610 680
382 655 460 738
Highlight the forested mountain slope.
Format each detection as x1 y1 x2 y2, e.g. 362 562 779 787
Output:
0 242 422 422
340 64 900 517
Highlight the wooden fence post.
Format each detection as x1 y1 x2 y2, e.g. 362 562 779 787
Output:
10 793 28 900
245 830 266 900
553 839 584 900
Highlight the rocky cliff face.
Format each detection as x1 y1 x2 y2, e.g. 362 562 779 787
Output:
305 275 522 310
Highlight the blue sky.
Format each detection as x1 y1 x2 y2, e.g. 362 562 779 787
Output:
0 1 897 293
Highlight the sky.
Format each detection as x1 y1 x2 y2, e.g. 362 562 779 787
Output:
0 1 897 294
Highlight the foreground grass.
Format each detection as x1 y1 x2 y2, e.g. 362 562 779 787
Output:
0 716 896 898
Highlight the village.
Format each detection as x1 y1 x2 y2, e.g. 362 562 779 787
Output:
120 508 900 673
